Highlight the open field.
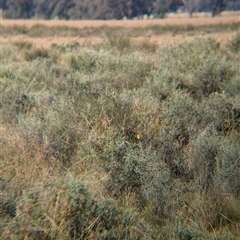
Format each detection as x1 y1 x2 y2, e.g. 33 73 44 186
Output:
0 14 240 239
0 31 237 49
1 12 239 28
1 14 239 49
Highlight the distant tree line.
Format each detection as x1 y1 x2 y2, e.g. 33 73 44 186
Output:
1 0 239 19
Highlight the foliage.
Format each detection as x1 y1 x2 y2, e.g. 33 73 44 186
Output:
228 31 240 53
2 0 240 19
1 175 151 239
1 26 240 239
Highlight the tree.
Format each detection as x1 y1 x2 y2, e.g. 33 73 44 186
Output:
131 0 154 17
182 0 202 17
153 0 184 17
0 0 8 10
169 0 185 12
3 0 34 19
1 0 239 19
212 0 228 17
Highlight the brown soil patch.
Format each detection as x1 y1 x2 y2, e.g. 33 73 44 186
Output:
1 13 239 29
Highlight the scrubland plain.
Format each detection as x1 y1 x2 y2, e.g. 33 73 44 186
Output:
1 13 239 48
1 12 239 28
0 14 240 239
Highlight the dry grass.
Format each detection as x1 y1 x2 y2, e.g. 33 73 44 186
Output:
0 36 102 49
0 30 236 49
1 13 239 28
1 14 240 239
133 31 236 47
1 13 239 49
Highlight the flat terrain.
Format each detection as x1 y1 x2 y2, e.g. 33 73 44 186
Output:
1 13 239 48
1 31 237 49
1 11 240 240
1 12 239 28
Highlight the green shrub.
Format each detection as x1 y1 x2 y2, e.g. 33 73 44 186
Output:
97 133 171 215
189 129 221 194
174 220 204 240
222 74 240 97
199 93 239 133
156 38 238 98
215 138 240 198
1 175 151 240
24 48 50 61
0 68 35 123
66 49 99 73
1 25 240 239
65 50 154 91
0 44 19 63
134 40 158 53
106 31 131 52
13 40 33 50
228 31 240 53
0 24 28 36
51 41 82 53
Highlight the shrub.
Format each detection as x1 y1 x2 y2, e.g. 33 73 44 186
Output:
1 175 151 240
106 31 131 52
24 48 50 61
173 220 204 240
228 31 240 53
65 49 154 91
222 74 240 97
189 128 221 194
214 138 240 198
199 93 239 133
13 40 33 50
1 25 240 239
0 44 19 63
0 68 36 123
157 38 238 99
98 134 171 216
134 40 158 53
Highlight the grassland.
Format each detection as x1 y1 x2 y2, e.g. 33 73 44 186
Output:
1 13 240 48
1 12 239 28
0 15 240 239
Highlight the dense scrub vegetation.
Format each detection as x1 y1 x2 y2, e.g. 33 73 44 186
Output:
0 25 240 239
1 0 240 20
